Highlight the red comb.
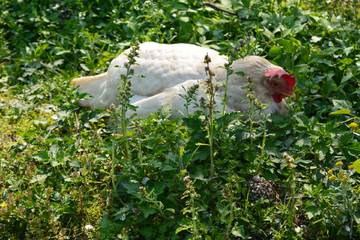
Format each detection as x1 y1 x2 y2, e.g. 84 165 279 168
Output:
265 69 296 90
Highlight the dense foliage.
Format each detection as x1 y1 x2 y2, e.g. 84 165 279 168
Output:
1 0 360 239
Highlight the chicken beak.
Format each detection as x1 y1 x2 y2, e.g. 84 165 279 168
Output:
281 92 296 101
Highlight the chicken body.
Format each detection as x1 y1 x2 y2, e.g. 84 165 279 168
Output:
71 42 296 120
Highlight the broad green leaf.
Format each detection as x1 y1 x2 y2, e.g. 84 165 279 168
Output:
263 27 275 40
280 39 293 53
237 8 249 18
213 29 224 40
193 171 206 181
179 20 192 33
241 0 251 8
354 211 360 224
268 46 282 57
310 36 322 43
321 80 332 96
149 160 162 168
232 225 245 237
332 99 352 110
330 109 350 115
35 43 49 57
354 159 360 174
291 23 306 34
322 47 341 56
171 1 187 10
294 63 307 73
69 160 80 167
340 73 353 85
80 63 89 71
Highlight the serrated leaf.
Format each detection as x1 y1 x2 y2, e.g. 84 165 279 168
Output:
140 227 154 238
149 160 162 169
158 104 172 120
122 181 141 194
305 206 320 219
340 132 353 145
294 114 309 126
140 205 157 218
317 146 328 160
345 142 360 152
152 181 166 195
100 215 112 228
183 117 202 130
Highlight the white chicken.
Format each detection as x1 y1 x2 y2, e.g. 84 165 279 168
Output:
71 42 296 120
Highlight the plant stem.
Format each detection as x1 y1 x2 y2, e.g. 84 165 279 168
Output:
209 106 214 178
191 198 197 239
222 71 229 116
249 101 254 147
225 202 234 238
257 119 267 173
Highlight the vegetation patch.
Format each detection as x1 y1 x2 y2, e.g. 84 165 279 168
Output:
1 0 360 239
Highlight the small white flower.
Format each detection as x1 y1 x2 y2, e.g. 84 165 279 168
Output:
274 218 280 223
327 26 333 31
120 216 126 221
337 15 342 21
85 224 94 230
142 177 150 185
295 226 301 233
345 225 350 232
172 13 176 18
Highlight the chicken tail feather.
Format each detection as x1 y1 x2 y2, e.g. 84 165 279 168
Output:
71 72 117 110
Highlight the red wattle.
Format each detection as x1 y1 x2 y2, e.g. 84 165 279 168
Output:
272 95 284 103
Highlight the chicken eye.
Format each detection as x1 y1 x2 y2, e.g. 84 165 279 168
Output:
273 82 278 87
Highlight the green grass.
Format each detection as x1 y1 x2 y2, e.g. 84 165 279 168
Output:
1 0 360 239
